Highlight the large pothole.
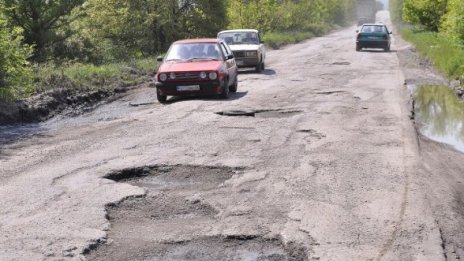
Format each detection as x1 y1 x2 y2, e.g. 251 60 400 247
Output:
87 165 308 260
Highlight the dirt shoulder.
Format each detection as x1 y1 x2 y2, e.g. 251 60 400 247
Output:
395 25 464 259
0 87 137 125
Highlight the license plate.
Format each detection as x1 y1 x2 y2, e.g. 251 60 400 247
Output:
367 36 379 39
236 60 244 66
177 85 200 91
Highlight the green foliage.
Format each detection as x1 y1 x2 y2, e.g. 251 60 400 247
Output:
440 0 464 41
227 0 355 34
402 28 464 80
34 58 159 92
2 0 85 62
403 0 448 31
0 8 33 101
75 0 227 63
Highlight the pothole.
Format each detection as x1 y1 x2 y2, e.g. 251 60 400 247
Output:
87 166 309 260
216 109 303 118
331 61 351 66
312 90 346 95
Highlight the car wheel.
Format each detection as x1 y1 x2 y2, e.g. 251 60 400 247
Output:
156 89 167 103
384 45 391 52
356 45 361 52
255 58 263 73
219 80 230 99
229 76 238 93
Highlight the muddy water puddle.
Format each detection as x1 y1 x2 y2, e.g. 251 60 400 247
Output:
88 165 308 261
411 85 464 153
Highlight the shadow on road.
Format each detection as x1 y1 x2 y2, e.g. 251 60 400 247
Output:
163 91 249 104
360 49 397 53
238 68 276 76
0 124 49 159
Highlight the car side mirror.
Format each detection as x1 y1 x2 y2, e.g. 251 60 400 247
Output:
227 54 234 60
389 31 393 35
156 56 164 62
260 40 265 44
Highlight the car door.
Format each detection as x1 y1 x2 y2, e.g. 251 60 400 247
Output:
219 42 237 86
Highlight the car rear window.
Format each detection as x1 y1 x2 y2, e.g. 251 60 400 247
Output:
361 25 386 33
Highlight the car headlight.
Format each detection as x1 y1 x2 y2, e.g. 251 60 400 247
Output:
200 72 207 79
169 72 176 79
209 72 218 80
159 73 167 82
245 51 257 57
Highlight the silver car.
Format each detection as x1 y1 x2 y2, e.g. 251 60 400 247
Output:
218 29 266 73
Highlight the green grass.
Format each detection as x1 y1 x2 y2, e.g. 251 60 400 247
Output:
402 28 464 81
33 58 159 93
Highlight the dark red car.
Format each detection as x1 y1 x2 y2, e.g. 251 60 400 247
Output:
154 38 238 103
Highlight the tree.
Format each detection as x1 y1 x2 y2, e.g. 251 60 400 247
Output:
403 0 448 31
0 5 33 100
78 0 227 61
440 0 464 41
3 0 84 61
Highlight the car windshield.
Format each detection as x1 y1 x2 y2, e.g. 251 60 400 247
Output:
164 43 222 62
361 25 386 33
218 32 259 45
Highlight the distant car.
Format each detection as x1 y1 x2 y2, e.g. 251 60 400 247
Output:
154 38 238 103
356 23 392 52
217 29 266 73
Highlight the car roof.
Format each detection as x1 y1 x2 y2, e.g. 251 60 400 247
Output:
174 38 220 44
362 23 387 26
218 29 259 34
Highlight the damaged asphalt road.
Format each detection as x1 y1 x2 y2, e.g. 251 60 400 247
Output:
1 11 463 260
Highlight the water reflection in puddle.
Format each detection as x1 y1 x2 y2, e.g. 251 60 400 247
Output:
412 85 464 153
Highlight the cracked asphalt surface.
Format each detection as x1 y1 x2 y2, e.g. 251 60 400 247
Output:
1 12 463 260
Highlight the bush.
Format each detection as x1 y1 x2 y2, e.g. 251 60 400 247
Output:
34 58 160 93
0 13 33 101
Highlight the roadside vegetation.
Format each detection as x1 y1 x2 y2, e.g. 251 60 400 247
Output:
0 0 356 102
390 0 464 83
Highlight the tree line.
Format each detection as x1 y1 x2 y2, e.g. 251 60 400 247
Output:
390 0 464 41
0 0 355 100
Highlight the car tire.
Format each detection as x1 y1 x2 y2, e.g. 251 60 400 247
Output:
384 45 391 52
229 76 238 93
356 45 361 52
219 80 229 99
255 58 264 73
156 89 167 103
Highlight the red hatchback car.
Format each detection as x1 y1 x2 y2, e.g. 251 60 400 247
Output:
154 38 238 103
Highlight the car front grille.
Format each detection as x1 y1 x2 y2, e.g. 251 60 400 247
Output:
233 51 245 58
174 72 201 79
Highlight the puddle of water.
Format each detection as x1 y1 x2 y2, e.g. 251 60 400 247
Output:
413 85 464 153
